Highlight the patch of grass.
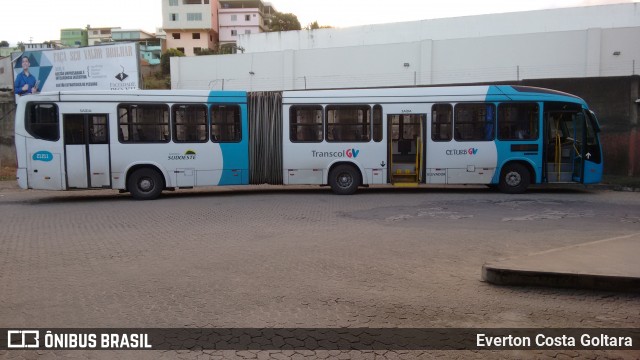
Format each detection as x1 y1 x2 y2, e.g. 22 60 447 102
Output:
143 73 171 89
0 166 16 181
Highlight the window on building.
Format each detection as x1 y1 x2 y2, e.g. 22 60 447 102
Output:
231 30 237 36
373 105 383 142
169 0 178 5
231 15 237 21
183 0 201 4
454 103 495 141
245 15 251 21
26 103 59 141
193 47 202 54
498 103 539 140
290 106 323 142
118 104 170 143
170 13 178 21
173 104 208 143
245 30 251 34
187 13 202 21
431 103 453 142
177 47 185 54
211 105 241 142
192 32 200 39
172 33 181 39
204 0 209 3
326 105 371 142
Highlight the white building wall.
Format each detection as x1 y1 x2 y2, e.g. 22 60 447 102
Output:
237 3 640 53
172 25 640 91
163 1 214 29
219 8 264 43
162 0 218 55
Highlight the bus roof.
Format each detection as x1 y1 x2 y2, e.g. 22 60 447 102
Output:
16 90 248 105
282 85 586 106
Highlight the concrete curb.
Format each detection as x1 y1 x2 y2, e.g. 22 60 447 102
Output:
482 266 640 293
585 184 640 192
482 233 640 293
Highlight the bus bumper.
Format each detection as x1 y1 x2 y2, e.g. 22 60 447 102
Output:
16 168 28 189
583 161 603 184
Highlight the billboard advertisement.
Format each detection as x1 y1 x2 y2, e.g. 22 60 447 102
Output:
13 42 140 101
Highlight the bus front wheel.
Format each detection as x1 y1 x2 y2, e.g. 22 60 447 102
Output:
128 168 164 200
498 163 530 194
329 164 361 195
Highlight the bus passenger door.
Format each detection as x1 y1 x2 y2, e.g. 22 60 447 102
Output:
384 104 427 186
63 114 111 188
544 103 587 183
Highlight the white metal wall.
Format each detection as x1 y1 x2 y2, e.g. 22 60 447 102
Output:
237 3 640 53
171 26 640 91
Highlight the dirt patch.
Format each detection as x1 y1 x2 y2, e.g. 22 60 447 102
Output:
0 166 16 180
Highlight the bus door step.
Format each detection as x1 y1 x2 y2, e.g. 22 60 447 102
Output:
393 182 419 188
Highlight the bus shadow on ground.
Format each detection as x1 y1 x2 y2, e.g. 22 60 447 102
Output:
27 184 593 204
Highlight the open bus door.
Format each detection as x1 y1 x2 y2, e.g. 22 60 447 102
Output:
384 104 427 187
544 102 602 184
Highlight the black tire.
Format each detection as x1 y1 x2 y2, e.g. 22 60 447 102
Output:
127 168 164 200
498 163 530 194
328 164 361 195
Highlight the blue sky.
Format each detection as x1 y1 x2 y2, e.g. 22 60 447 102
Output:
0 0 636 45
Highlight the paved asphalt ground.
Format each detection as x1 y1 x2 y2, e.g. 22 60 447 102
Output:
0 182 639 359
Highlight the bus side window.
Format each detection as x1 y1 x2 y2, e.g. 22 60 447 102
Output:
26 103 60 141
454 103 494 141
290 105 323 143
373 105 383 142
326 105 371 143
211 105 241 142
497 103 539 141
117 103 170 143
431 104 452 142
173 104 208 143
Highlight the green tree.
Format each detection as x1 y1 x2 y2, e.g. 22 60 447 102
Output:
160 48 185 75
0 40 9 47
269 12 301 32
306 21 332 30
195 48 217 56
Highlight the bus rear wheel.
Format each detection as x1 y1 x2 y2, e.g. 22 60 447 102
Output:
128 168 164 200
498 163 530 194
329 164 361 195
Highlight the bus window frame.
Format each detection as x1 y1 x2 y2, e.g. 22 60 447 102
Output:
289 105 324 143
325 104 372 143
453 102 495 142
117 102 171 144
172 103 209 143
210 104 242 143
497 102 540 141
25 102 60 142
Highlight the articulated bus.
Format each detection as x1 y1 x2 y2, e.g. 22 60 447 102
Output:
14 86 603 199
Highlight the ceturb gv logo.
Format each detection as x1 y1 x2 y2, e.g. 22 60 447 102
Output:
446 148 478 156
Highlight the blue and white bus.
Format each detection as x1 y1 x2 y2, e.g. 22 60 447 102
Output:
14 85 603 199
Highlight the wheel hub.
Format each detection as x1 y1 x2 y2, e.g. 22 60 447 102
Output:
505 171 521 186
338 173 353 188
139 178 153 192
